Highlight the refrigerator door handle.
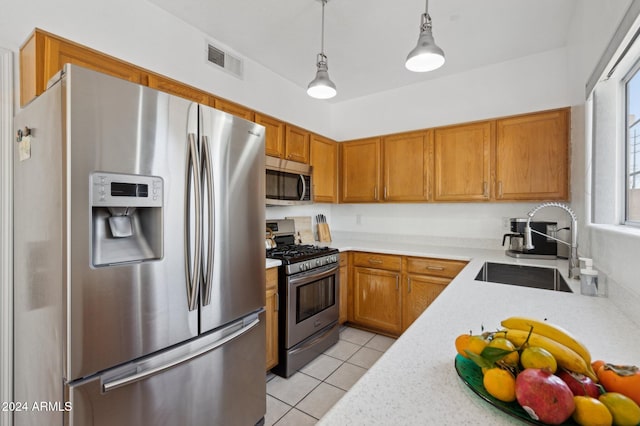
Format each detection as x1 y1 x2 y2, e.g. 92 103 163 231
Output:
102 315 261 393
201 135 215 306
185 133 202 311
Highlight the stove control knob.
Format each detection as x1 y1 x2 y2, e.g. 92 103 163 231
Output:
299 263 306 272
316 259 321 266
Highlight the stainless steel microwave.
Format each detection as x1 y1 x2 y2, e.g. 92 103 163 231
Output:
265 156 313 205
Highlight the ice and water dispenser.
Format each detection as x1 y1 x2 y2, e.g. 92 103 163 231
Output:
91 172 163 266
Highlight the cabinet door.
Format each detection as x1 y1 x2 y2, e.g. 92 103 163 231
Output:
265 268 278 371
433 122 493 201
43 36 143 91
353 267 402 336
403 274 449 331
339 253 348 324
285 125 310 163
495 109 569 200
214 98 255 121
255 113 285 158
382 131 431 201
147 73 210 104
311 135 339 203
340 138 382 203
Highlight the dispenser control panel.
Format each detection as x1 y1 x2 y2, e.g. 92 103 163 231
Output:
91 172 163 207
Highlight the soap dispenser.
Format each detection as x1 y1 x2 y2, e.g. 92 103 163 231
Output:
579 258 599 296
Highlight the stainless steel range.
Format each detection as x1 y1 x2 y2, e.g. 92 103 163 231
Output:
266 219 340 377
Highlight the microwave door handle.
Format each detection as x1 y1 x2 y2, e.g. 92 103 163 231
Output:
185 133 202 311
299 174 306 201
201 136 214 306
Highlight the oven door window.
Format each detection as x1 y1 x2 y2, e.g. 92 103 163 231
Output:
296 275 336 323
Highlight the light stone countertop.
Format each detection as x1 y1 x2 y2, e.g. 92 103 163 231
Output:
265 258 281 269
318 237 640 425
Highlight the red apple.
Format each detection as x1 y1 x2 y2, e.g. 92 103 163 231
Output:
515 368 575 425
556 368 601 398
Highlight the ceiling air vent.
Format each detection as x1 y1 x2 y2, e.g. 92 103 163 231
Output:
206 42 243 79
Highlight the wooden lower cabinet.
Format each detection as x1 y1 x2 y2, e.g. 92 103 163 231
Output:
352 266 402 336
339 253 349 324
265 267 279 371
347 252 467 336
402 274 449 331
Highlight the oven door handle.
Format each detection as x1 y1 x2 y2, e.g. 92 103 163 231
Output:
289 322 339 356
287 263 339 286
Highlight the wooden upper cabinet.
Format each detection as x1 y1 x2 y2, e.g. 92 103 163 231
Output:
310 134 338 203
382 130 432 202
213 98 255 121
433 121 493 202
340 138 382 203
147 73 210 104
284 125 310 163
20 28 144 106
495 108 569 200
255 113 285 158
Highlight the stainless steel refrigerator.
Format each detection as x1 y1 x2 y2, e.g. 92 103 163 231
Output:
13 64 266 425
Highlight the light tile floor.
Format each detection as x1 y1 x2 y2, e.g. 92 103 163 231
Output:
265 326 396 426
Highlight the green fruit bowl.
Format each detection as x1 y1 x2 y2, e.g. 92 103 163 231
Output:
454 354 578 425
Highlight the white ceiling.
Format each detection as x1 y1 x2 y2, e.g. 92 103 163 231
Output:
147 0 578 102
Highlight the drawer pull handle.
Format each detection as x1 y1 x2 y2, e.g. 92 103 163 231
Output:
368 259 383 264
426 266 445 271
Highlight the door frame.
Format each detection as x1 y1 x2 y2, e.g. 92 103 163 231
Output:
0 46 14 426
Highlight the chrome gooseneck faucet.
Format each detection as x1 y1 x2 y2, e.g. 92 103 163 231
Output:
524 202 579 279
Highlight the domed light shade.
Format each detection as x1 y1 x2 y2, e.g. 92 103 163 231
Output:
307 0 337 99
307 54 337 99
405 1 445 72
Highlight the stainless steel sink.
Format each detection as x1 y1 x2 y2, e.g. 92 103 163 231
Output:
474 262 572 292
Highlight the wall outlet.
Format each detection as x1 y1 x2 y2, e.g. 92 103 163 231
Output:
502 217 510 229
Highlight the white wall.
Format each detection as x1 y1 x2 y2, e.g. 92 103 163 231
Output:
0 0 333 136
279 47 576 249
565 0 640 316
331 47 570 140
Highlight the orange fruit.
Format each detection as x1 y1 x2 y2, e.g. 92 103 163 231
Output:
520 346 557 373
483 368 516 402
455 334 471 358
572 396 613 426
487 337 519 366
592 360 606 374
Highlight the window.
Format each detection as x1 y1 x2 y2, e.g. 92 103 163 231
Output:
626 66 640 223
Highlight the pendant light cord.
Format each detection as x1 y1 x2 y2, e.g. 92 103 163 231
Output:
320 0 326 55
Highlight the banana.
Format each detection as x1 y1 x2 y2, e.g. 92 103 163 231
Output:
497 328 598 382
501 316 597 378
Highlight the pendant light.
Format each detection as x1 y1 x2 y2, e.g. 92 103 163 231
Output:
307 0 337 99
405 0 445 72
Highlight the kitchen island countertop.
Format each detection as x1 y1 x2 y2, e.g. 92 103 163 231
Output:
319 237 640 425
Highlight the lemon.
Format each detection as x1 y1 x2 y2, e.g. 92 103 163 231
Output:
520 346 557 373
599 392 640 426
572 396 613 426
483 368 516 402
487 337 519 366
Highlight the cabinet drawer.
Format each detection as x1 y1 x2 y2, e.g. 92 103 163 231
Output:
352 252 402 271
406 257 467 278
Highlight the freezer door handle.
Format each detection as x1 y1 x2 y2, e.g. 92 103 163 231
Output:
201 135 215 306
102 315 261 393
185 133 202 311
